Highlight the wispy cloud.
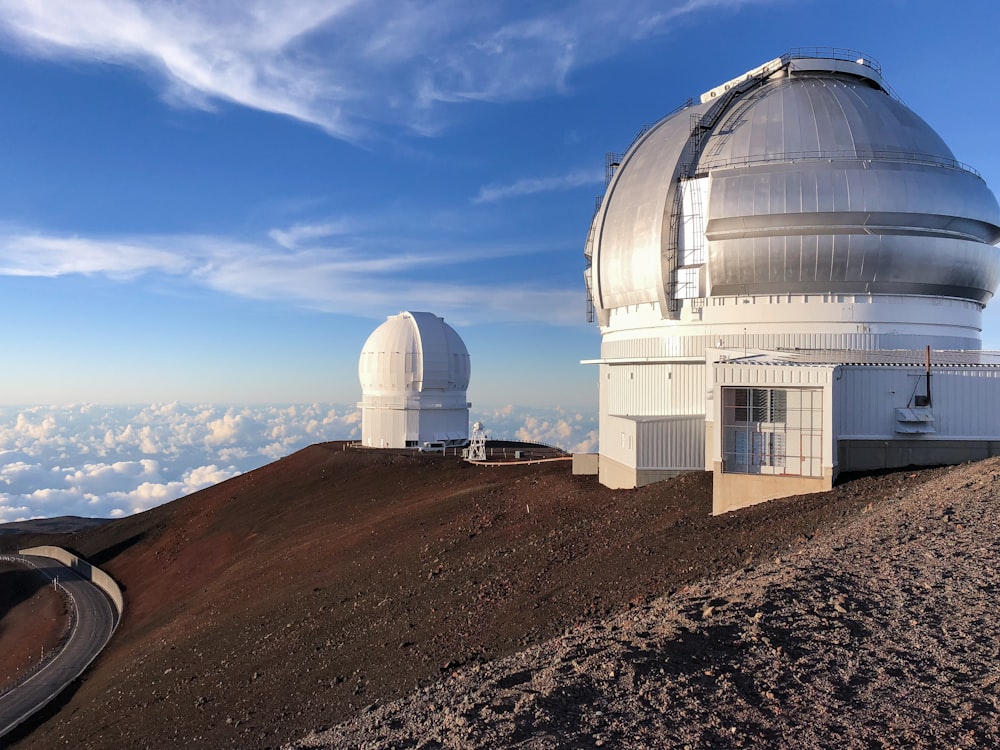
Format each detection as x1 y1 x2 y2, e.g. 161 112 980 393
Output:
474 168 602 204
0 0 772 140
0 0 359 137
0 234 190 279
0 227 582 325
268 221 353 250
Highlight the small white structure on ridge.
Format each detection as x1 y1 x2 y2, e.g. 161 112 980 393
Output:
358 311 471 449
467 421 487 461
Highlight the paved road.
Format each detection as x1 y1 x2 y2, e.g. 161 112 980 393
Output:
0 554 118 740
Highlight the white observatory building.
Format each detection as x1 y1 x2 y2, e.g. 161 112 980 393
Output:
358 311 471 449
582 48 1000 513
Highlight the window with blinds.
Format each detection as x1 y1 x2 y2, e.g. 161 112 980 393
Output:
722 387 822 477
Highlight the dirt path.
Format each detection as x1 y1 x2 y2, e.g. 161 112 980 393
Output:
289 459 1000 749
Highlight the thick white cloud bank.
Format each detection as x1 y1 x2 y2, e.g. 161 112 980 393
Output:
0 403 596 522
478 405 598 454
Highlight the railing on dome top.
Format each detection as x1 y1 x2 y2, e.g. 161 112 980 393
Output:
782 46 905 103
783 46 882 76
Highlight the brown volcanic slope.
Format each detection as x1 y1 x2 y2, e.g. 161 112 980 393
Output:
0 517 109 536
0 443 947 749
0 561 69 694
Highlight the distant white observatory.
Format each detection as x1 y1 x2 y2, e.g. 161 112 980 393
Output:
358 311 471 450
581 48 1000 513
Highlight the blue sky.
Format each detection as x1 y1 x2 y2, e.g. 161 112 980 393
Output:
0 0 998 413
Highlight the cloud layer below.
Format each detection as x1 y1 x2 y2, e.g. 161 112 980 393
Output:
0 403 596 522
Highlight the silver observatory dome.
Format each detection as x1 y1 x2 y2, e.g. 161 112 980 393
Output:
586 49 1000 317
583 49 1000 493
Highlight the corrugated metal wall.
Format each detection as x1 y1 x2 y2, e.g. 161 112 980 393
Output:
607 363 706 416
715 364 833 387
599 333 710 360
362 407 408 448
636 417 705 470
599 330 975 362
599 414 707 471
837 367 1000 438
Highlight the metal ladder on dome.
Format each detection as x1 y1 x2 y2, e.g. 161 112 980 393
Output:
664 168 687 315
682 171 706 297
663 65 776 315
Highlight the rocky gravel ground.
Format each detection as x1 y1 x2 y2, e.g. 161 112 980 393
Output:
288 458 1000 749
5 446 997 749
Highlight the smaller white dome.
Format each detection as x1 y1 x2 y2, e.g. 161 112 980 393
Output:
359 311 470 398
358 311 472 450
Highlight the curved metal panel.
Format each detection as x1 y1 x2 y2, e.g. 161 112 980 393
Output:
359 312 470 396
708 162 1000 234
593 101 712 310
708 233 1000 302
698 76 954 171
409 311 470 391
705 160 1000 301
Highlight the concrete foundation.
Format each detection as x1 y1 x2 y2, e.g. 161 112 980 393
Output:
712 463 836 515
703 421 714 472
598 454 687 489
598 455 638 489
572 453 599 475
